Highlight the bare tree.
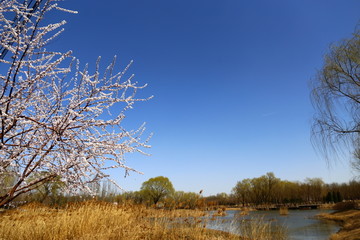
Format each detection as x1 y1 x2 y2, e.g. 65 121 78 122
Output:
311 27 360 172
0 0 151 207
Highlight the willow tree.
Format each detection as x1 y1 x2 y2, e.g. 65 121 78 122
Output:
140 176 175 205
0 0 151 207
311 27 360 172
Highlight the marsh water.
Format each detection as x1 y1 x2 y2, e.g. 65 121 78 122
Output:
206 209 340 240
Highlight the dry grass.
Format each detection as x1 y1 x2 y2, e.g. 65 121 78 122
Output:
317 209 360 240
279 207 288 216
0 201 241 240
235 216 288 240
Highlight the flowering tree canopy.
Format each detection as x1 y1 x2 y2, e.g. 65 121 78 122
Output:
0 0 151 207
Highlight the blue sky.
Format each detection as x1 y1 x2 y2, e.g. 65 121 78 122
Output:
54 0 360 195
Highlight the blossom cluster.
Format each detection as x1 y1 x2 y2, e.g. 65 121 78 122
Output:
0 0 151 206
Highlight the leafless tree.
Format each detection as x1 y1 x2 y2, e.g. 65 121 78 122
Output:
311 27 360 173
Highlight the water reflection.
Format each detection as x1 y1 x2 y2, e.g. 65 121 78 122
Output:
206 209 340 240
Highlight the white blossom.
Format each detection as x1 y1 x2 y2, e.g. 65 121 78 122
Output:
0 0 151 207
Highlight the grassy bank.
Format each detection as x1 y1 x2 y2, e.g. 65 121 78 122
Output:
0 201 241 240
317 209 360 240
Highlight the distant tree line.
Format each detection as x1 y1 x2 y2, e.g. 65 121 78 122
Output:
230 172 360 206
0 175 205 209
1 173 359 209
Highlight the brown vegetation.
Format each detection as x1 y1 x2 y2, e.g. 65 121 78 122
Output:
0 201 241 240
317 202 360 240
0 201 292 240
279 207 289 215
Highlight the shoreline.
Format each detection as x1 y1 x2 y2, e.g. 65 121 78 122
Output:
317 209 360 240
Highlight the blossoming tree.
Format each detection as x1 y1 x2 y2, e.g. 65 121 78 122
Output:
0 0 151 207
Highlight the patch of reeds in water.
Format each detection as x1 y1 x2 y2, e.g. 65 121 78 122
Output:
234 215 288 240
279 207 289 216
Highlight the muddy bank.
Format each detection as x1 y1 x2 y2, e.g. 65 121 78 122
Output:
317 209 360 240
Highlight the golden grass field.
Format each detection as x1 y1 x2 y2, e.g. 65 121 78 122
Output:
0 201 292 240
0 201 240 240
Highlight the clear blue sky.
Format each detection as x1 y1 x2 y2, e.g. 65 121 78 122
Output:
54 0 360 196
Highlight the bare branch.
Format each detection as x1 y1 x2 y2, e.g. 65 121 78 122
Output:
311 27 360 172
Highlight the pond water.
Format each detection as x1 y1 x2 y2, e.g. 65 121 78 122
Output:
206 209 340 240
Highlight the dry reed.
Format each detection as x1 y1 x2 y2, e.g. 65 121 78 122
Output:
235 215 288 240
0 201 293 240
279 207 289 216
317 209 360 240
0 201 239 240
